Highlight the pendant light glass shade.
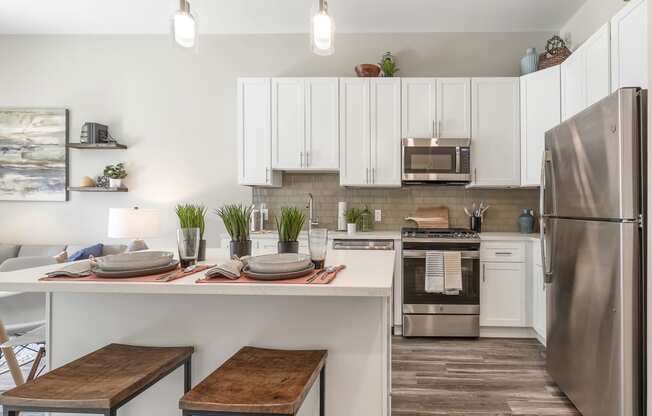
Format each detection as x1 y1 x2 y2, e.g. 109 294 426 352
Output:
173 0 197 49
311 0 334 56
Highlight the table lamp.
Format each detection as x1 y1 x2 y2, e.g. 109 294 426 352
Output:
107 207 161 251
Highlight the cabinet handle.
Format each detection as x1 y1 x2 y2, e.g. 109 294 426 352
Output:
366 168 369 184
482 263 486 282
306 151 310 167
300 152 304 168
474 168 478 184
372 168 375 184
432 120 436 137
495 252 513 256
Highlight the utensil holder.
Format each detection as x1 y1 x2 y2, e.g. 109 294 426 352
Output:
470 216 482 233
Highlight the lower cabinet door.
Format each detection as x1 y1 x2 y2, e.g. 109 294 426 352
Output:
480 262 526 327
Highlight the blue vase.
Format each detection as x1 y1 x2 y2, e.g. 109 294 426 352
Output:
520 48 539 75
518 209 535 234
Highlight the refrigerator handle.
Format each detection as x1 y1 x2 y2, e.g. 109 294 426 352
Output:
540 150 553 281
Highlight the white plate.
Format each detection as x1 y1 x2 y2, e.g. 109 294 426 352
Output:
246 253 312 274
95 251 174 271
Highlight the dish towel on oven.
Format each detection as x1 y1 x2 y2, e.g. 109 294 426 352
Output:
443 251 463 294
425 251 445 293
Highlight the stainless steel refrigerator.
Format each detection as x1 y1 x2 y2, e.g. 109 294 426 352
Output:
541 87 647 416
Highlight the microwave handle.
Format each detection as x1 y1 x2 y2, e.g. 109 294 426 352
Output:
455 147 461 173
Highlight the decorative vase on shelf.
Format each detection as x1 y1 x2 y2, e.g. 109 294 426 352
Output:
518 209 535 234
109 178 123 188
520 48 539 75
347 223 357 235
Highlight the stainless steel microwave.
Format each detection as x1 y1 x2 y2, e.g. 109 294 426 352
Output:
401 138 471 184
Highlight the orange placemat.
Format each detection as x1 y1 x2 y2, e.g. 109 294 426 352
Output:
196 266 345 285
39 264 215 283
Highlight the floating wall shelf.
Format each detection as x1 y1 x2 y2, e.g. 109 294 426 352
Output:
67 143 127 150
68 187 128 193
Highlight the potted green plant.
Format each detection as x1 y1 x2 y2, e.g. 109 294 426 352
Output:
275 207 306 254
176 203 208 261
345 208 361 235
378 52 399 77
215 204 253 258
359 205 373 232
103 163 127 188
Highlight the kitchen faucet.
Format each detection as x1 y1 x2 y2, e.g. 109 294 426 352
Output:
307 193 319 232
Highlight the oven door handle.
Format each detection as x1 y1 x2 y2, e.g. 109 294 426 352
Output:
402 250 479 259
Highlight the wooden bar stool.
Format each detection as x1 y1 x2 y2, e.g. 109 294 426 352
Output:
180 346 327 416
1 343 193 416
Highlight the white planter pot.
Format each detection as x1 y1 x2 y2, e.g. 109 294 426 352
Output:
109 178 123 188
347 223 357 235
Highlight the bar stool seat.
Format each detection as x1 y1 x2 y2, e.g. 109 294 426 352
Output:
1 343 193 416
180 346 327 415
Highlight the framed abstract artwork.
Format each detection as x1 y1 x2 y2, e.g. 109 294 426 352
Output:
0 108 69 201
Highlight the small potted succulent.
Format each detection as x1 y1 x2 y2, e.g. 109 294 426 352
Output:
379 52 399 77
215 204 253 258
176 204 208 261
103 163 127 188
275 207 306 254
345 208 361 235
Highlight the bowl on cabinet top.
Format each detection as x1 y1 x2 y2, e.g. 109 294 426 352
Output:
94 251 174 271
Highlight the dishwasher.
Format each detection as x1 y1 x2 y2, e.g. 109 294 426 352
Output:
332 239 395 251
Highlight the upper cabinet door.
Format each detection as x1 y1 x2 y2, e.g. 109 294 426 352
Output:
471 78 521 187
611 0 648 92
584 23 611 108
401 78 436 138
437 78 471 138
561 51 586 121
370 78 402 187
520 67 561 187
339 78 371 186
305 78 339 170
271 78 305 170
237 78 280 187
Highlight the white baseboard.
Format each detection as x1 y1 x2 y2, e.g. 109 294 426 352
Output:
480 326 537 339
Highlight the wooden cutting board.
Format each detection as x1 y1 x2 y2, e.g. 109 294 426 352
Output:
405 207 450 229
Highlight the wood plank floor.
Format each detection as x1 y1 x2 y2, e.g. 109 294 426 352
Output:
392 337 580 416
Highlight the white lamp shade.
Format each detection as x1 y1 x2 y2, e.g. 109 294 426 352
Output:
173 11 197 48
107 208 161 239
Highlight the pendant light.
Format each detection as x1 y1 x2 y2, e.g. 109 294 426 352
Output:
311 0 334 56
173 0 197 49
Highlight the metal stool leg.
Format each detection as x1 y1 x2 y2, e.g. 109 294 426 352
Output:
320 366 325 416
184 358 192 393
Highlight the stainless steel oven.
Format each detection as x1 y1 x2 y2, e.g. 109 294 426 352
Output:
402 228 480 337
401 138 471 184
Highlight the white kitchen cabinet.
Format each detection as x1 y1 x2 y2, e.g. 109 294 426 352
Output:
520 66 561 187
561 23 611 121
370 78 402 187
611 0 648 92
480 261 527 327
339 78 401 187
401 78 436 138
272 78 339 171
305 78 339 170
401 78 471 139
470 78 521 187
437 78 471 138
237 78 281 187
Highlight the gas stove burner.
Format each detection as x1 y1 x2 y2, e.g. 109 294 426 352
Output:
401 227 480 240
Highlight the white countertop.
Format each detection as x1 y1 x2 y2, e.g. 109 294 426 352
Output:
0 249 394 298
480 232 540 241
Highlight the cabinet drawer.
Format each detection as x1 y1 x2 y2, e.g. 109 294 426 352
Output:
480 242 525 262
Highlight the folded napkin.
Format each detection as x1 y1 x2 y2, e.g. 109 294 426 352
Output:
443 251 463 295
45 260 93 278
204 258 245 280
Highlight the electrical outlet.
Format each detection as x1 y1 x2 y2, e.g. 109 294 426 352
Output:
375 209 382 222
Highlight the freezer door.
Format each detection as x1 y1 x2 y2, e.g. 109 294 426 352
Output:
547 218 641 416
544 88 641 220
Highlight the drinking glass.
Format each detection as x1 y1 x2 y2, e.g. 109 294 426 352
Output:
308 228 328 269
177 228 200 268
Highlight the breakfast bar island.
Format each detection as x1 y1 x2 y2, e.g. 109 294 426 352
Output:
0 248 394 416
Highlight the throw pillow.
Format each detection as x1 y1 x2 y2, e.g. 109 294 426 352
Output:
68 243 104 261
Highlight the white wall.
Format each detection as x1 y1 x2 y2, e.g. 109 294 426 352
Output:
0 32 552 248
560 0 628 48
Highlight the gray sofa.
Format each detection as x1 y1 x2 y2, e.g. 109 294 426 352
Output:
0 243 127 272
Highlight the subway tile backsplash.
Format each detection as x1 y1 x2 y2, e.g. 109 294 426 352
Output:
252 174 539 232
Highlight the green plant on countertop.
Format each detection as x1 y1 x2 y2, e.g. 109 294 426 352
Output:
176 204 207 240
103 163 127 179
359 205 373 232
214 204 253 242
276 207 306 243
379 52 399 77
345 207 361 225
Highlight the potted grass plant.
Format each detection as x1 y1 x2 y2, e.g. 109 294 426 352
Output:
103 163 127 188
275 207 306 254
176 204 208 261
345 208 361 235
215 204 253 258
